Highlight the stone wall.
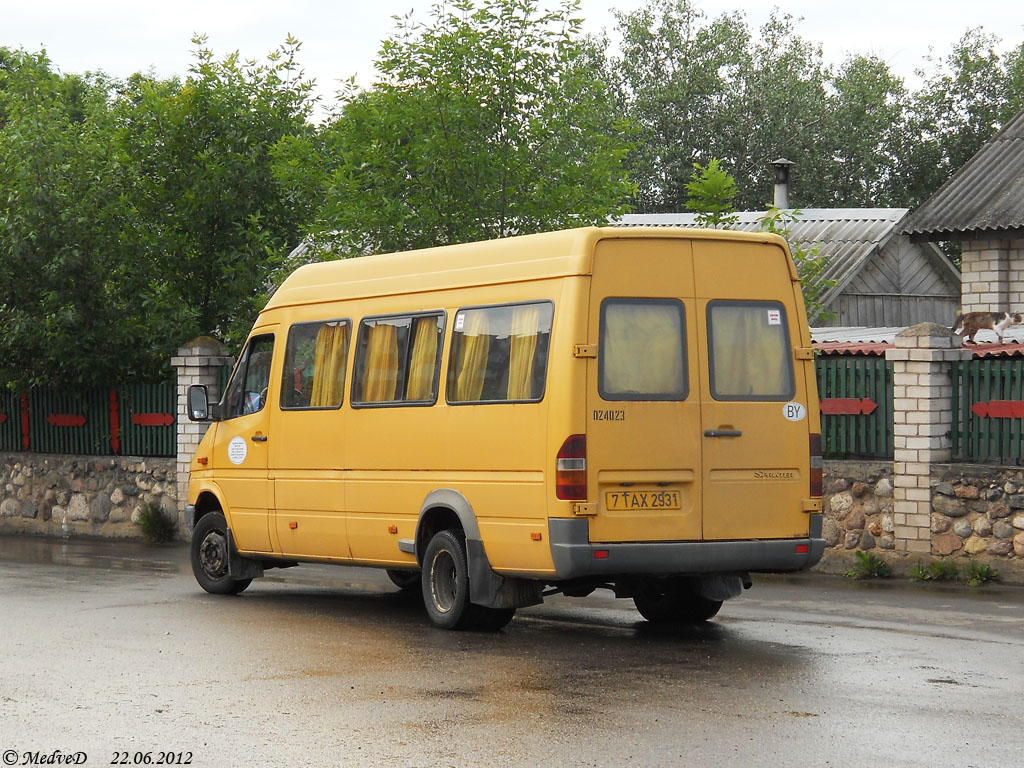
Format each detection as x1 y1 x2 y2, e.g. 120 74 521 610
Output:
0 452 178 540
822 459 1024 581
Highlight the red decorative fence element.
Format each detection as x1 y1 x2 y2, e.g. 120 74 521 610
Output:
47 414 87 427
131 413 174 427
109 390 121 454
0 412 6 424
819 397 878 416
969 400 1024 419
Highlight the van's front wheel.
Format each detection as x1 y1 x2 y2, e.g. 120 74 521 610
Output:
191 511 252 595
632 580 722 623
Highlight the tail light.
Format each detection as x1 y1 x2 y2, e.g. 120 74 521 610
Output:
809 433 823 497
556 434 587 500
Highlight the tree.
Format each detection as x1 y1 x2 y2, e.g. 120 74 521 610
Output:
118 36 318 350
685 158 738 228
899 28 1024 206
276 0 634 257
0 49 151 389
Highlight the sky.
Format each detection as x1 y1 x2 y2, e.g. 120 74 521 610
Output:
4 0 1024 105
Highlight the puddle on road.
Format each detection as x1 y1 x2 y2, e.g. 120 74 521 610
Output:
0 534 186 575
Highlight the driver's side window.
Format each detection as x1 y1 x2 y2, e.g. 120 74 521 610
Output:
223 334 275 419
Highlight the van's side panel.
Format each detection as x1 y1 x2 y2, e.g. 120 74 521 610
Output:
342 281 563 574
268 305 352 560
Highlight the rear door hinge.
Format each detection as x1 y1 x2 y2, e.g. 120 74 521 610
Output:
572 502 597 516
802 498 822 513
794 347 816 361
573 344 598 359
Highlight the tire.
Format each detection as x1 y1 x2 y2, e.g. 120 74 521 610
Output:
472 606 516 631
386 568 421 592
632 580 722 623
190 511 252 595
421 529 474 629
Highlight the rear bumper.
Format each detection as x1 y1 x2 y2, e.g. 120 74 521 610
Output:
548 516 825 580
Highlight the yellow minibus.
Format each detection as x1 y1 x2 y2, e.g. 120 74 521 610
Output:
186 226 824 630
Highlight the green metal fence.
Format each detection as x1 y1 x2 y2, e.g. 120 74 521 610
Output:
0 382 176 457
951 358 1024 463
815 356 894 460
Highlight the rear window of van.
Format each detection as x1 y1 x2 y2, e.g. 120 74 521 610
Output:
599 298 687 401
707 300 795 400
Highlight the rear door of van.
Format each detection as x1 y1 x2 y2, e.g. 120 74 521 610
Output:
586 237 703 543
692 238 813 540
585 233 813 545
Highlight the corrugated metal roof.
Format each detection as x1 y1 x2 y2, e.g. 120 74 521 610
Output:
617 209 910 301
901 106 1024 239
811 325 1024 357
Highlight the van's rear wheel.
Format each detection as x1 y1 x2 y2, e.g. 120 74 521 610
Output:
190 511 252 595
422 530 473 629
386 569 421 592
632 581 722 623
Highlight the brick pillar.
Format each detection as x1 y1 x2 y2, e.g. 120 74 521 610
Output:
960 239 1009 313
885 323 972 554
1006 238 1024 310
172 337 234 523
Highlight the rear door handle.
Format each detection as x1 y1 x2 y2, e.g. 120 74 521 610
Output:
251 434 268 442
704 429 742 438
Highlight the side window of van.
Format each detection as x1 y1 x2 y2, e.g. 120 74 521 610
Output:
600 299 687 401
352 312 445 406
222 334 275 419
280 320 350 410
707 300 795 400
447 302 554 404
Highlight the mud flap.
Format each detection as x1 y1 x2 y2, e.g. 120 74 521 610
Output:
695 574 746 602
466 538 543 610
226 530 265 580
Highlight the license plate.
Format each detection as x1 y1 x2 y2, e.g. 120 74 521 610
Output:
605 490 681 511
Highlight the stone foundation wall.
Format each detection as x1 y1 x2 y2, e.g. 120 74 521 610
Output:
823 459 1024 581
0 452 179 540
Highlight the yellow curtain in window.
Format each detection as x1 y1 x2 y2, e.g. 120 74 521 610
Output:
454 311 491 402
405 317 438 400
712 307 788 396
361 323 399 402
507 304 540 400
603 304 684 395
310 323 349 407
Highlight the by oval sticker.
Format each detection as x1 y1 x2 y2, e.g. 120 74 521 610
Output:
783 402 806 422
228 436 248 465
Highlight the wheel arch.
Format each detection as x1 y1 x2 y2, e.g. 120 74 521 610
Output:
414 489 480 566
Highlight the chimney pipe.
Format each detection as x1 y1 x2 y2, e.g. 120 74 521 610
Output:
772 157 794 209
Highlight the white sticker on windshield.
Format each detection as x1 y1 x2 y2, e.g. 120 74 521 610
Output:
767 309 782 325
783 402 806 422
454 312 465 332
228 436 248 465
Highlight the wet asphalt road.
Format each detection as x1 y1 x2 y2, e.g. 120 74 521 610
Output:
0 536 1022 768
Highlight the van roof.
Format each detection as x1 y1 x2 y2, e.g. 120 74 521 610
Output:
264 226 786 312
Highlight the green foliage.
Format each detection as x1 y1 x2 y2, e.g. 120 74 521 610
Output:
274 0 634 257
135 502 179 544
612 1 1024 211
910 559 960 582
685 159 738 228
844 550 892 580
964 560 999 587
0 39 317 390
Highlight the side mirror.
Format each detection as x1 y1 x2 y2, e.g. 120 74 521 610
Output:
188 385 210 421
